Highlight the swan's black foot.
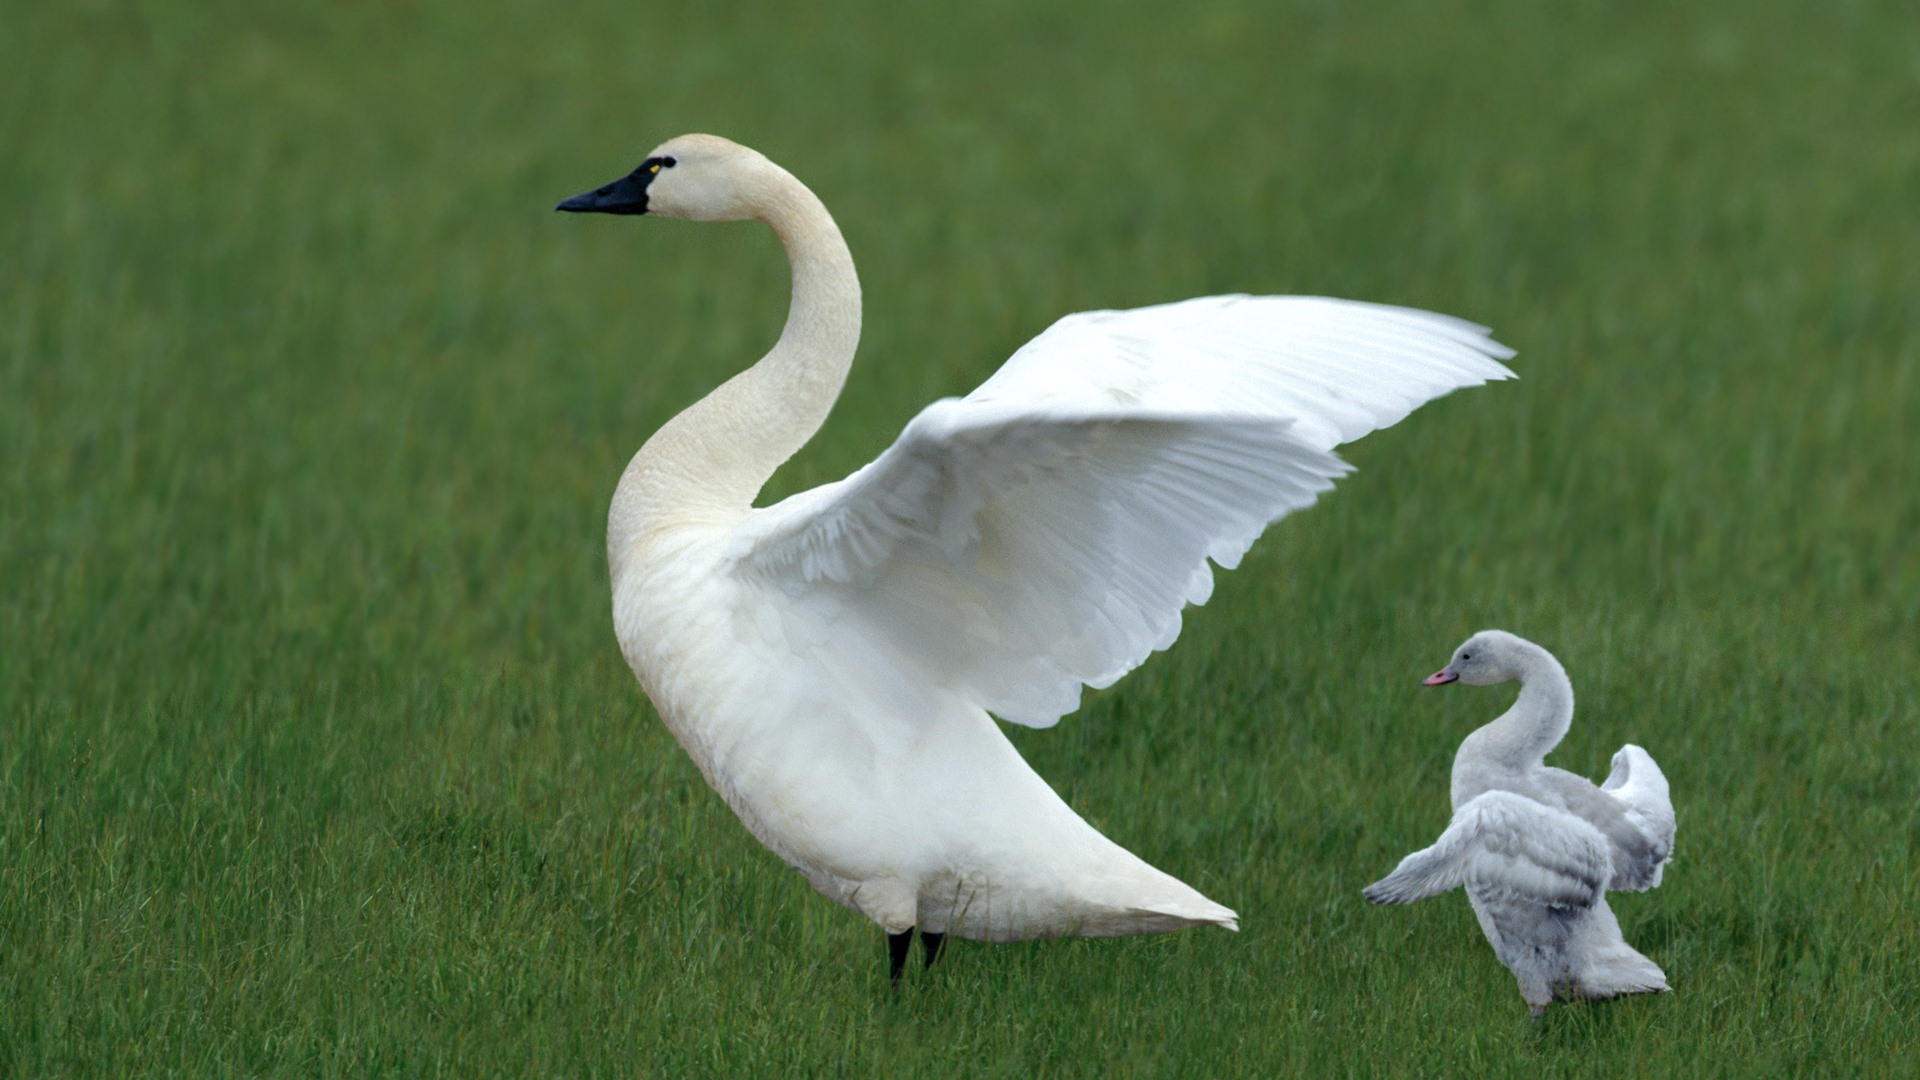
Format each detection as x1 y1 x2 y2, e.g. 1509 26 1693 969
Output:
888 929 913 987
921 930 946 970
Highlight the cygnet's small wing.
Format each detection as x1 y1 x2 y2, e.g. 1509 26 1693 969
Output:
1364 790 1611 910
1537 744 1675 892
1600 744 1676 889
726 296 1515 729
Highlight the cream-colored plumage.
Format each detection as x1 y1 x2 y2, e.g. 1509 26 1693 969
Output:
559 135 1516 966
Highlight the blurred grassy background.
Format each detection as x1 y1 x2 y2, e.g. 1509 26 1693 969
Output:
3 0 1916 1073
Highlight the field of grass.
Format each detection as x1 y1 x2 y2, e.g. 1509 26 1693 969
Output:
4 0 1916 1073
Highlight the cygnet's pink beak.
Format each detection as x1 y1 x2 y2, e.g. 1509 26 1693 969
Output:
1423 668 1459 686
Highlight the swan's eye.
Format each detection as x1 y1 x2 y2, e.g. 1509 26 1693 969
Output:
1461 652 1473 661
662 156 677 168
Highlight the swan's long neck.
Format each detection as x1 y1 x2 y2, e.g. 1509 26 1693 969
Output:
607 168 861 574
1456 644 1575 776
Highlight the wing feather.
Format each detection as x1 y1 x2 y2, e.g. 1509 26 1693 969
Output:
726 295 1515 727
1364 791 1612 909
1598 744 1677 889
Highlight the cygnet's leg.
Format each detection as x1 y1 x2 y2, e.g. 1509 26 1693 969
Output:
888 929 914 986
920 930 946 970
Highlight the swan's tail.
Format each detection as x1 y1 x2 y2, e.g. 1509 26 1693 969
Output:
914 859 1238 942
1566 891 1674 999
1071 871 1239 937
1581 943 1669 999
1572 897 1669 1000
934 893 1238 941
1126 897 1239 934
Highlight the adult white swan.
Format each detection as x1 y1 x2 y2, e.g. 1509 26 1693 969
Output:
1365 630 1676 1015
557 134 1516 982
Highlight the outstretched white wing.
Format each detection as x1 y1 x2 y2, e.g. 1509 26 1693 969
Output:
1363 791 1612 910
724 295 1516 727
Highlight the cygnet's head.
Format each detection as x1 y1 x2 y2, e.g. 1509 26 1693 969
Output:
1423 629 1532 687
556 134 781 222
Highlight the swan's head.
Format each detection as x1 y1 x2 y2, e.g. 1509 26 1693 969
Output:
556 134 783 223
1424 629 1531 687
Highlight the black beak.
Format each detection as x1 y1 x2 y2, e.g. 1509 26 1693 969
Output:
556 167 655 215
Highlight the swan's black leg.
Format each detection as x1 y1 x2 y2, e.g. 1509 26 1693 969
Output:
888 929 913 986
920 930 946 970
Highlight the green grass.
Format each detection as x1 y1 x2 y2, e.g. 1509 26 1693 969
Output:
4 0 1917 1073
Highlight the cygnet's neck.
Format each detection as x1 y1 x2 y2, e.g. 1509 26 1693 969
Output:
608 166 861 576
1451 642 1575 801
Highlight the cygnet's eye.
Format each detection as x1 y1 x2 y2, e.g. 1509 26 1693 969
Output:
1461 652 1473 661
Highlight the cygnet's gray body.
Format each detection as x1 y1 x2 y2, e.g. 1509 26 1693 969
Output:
1366 630 1675 1016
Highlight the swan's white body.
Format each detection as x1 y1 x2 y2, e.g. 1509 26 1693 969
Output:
566 135 1517 946
1366 631 1675 1015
